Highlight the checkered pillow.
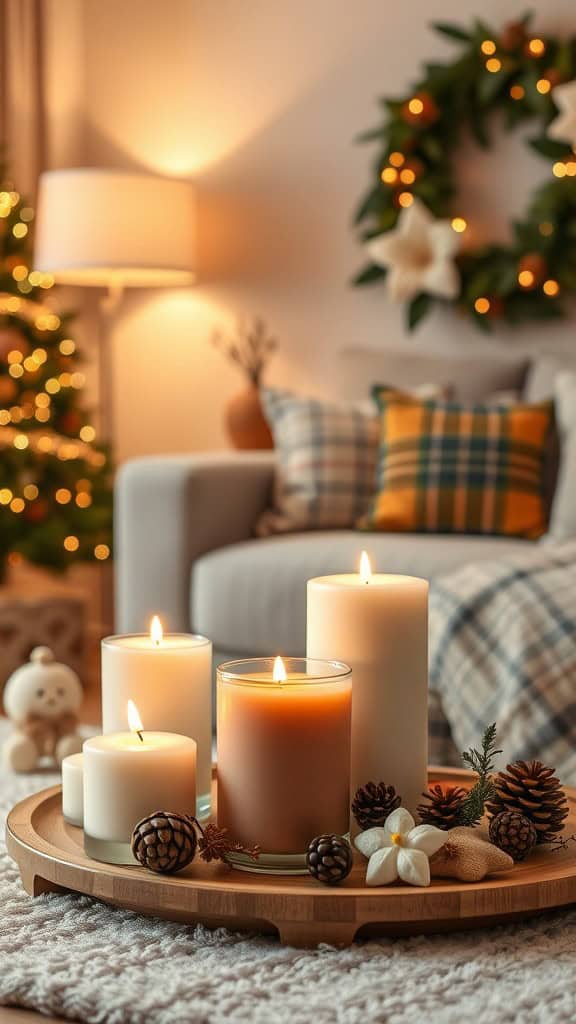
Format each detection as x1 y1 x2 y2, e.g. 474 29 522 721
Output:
362 389 554 538
256 389 380 535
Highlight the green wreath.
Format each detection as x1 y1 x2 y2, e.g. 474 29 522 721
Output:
353 13 576 331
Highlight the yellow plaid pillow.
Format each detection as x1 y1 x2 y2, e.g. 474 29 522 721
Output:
362 389 554 538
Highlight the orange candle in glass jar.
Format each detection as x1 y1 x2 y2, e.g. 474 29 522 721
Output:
217 657 352 857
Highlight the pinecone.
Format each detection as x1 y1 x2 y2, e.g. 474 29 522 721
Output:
417 784 467 830
131 811 197 873
489 811 537 862
486 760 569 844
351 782 401 830
306 835 353 885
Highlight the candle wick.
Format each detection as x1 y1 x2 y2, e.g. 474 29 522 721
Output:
137 730 144 743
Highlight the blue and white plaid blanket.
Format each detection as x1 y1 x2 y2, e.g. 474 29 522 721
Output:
428 543 576 784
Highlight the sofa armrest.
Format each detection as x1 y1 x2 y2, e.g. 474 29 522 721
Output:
115 452 275 632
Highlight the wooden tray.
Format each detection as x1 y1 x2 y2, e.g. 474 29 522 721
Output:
6 769 576 947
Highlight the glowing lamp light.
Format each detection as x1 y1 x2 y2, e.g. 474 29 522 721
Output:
408 97 424 115
273 656 287 683
150 615 163 646
528 38 545 57
359 550 372 584
474 297 491 315
451 217 467 233
127 699 144 741
481 39 496 55
543 279 560 297
486 58 502 73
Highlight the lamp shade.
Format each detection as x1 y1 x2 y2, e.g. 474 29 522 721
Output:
34 169 196 287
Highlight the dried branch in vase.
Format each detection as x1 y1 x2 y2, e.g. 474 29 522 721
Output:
212 316 277 387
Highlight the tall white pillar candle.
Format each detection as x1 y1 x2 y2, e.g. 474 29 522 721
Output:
307 556 428 815
101 619 211 817
83 706 196 865
62 752 84 827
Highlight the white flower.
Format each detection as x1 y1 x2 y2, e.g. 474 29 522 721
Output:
548 80 576 149
354 807 446 887
367 197 460 303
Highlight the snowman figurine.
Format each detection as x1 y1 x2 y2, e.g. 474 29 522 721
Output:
2 646 83 772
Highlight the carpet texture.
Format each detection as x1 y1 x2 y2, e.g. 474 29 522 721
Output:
1 726 576 1023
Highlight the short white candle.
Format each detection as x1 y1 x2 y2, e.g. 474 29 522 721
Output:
307 553 428 815
83 702 197 864
62 752 84 827
101 618 211 817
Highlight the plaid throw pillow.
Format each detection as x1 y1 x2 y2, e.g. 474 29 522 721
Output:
362 389 554 538
257 389 380 535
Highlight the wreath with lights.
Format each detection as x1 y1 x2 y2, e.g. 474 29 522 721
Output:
353 14 576 330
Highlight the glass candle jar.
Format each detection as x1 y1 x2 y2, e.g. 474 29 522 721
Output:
217 657 352 874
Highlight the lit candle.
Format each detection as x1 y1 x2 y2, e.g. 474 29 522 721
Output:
83 701 197 864
307 553 428 815
62 752 84 827
101 618 212 817
217 657 352 871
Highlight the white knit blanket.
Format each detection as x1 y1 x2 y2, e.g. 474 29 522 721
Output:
1 722 576 1024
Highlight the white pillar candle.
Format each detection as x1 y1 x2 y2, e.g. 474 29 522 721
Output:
83 702 197 864
307 553 428 815
62 752 84 827
101 618 211 817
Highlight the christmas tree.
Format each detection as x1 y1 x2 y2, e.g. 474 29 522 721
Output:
0 173 113 581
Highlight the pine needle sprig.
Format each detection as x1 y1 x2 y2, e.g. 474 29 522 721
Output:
460 723 502 827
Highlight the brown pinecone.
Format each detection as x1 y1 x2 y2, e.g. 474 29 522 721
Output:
486 760 569 844
306 835 353 885
417 784 467 830
489 811 537 862
131 811 197 873
351 782 401 830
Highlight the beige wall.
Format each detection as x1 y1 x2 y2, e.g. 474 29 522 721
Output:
48 0 576 460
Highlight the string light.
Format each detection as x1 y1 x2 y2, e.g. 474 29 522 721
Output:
528 38 546 56
12 265 28 282
398 192 413 208
13 434 29 450
389 152 405 167
486 58 501 73
79 425 96 443
381 167 398 184
9 192 19 206
18 280 33 295
510 85 525 100
35 393 50 408
37 436 54 453
7 350 23 364
400 168 416 184
56 489 72 504
12 223 27 239
536 78 551 94
59 372 72 387
553 162 567 178
8 364 24 379
474 297 491 314
76 492 92 508
23 484 38 500
64 536 80 552
10 498 25 513
408 97 424 115
10 407 23 423
39 273 54 289
33 348 47 363
566 161 576 177
59 339 76 355
35 408 50 423
28 271 43 287
94 544 110 561
451 217 467 233
45 378 61 394
543 279 560 296
20 207 34 222
0 411 10 425
71 372 85 389
0 489 13 504
518 270 535 288
481 40 497 55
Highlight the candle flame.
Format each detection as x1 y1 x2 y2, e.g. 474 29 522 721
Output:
150 615 163 646
359 550 372 584
273 656 287 683
127 699 144 741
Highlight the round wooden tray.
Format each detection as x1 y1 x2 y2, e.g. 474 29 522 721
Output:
6 768 576 947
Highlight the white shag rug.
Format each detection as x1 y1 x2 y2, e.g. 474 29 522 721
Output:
1 728 576 1024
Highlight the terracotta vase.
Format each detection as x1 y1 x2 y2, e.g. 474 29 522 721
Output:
225 385 274 450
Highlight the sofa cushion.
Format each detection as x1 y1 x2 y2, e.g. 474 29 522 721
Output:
191 531 533 657
336 349 529 404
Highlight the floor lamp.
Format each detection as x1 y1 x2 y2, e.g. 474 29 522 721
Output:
33 168 196 441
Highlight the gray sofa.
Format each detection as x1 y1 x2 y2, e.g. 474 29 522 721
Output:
116 349 543 660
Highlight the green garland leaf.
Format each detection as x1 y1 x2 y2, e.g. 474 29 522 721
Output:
407 293 433 330
432 22 471 43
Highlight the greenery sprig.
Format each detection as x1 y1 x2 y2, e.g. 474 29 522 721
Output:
459 723 503 827
353 14 576 330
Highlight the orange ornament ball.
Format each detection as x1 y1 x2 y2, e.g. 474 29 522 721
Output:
499 21 527 52
24 498 49 524
58 410 82 435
